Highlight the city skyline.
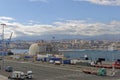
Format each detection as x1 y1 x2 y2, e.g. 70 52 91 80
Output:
0 0 120 40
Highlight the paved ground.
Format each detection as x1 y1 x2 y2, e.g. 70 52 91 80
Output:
0 75 7 80
0 60 120 80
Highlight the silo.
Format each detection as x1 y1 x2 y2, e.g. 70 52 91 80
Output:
29 43 58 55
29 43 40 55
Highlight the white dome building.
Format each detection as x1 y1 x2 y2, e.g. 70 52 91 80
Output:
29 43 40 55
29 43 45 55
29 43 58 55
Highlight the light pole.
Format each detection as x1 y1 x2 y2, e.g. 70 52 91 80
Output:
1 23 6 70
108 44 115 76
1 23 6 40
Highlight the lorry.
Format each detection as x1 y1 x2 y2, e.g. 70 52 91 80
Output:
8 71 25 80
8 70 33 80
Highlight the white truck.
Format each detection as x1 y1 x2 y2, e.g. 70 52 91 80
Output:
8 70 33 80
8 71 25 80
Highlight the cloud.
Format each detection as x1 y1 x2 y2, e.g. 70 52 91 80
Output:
29 0 48 3
51 20 120 36
0 16 15 21
1 16 120 40
0 16 15 24
73 0 120 6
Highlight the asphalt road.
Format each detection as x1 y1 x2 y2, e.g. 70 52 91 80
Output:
0 60 120 80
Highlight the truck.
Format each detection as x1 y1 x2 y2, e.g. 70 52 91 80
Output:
8 70 33 80
8 71 25 80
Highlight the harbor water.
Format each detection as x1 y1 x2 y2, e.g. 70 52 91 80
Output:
11 49 120 61
60 50 120 61
11 49 29 54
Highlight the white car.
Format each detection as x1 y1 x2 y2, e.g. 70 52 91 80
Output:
26 71 33 79
54 61 61 65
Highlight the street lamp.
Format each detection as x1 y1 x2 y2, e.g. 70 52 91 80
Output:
108 44 115 76
1 23 6 40
1 23 6 70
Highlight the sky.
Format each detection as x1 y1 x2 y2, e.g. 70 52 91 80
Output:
0 0 120 40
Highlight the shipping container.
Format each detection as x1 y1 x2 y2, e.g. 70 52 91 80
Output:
62 60 71 64
49 57 62 61
49 57 62 64
24 56 31 58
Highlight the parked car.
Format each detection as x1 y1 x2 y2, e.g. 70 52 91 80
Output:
5 66 13 72
26 71 33 79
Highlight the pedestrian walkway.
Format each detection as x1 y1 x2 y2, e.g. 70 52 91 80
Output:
0 75 7 80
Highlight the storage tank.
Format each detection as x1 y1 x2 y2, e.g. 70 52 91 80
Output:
29 43 41 55
29 43 58 55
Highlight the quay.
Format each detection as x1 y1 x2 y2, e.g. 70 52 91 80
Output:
0 59 120 80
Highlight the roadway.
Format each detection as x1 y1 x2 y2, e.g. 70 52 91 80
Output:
0 60 120 80
0 75 7 80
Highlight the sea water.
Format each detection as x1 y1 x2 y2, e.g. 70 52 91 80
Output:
11 49 29 54
60 50 120 61
11 49 120 61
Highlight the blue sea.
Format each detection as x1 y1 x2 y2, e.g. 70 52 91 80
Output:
11 49 120 61
59 50 120 61
11 49 29 54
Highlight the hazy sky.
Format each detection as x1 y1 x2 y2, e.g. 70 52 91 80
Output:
0 0 120 40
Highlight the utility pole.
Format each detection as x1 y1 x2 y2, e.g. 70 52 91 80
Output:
108 43 115 76
52 36 57 54
1 23 6 70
